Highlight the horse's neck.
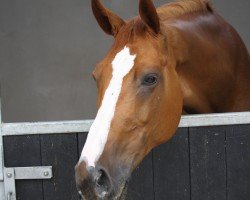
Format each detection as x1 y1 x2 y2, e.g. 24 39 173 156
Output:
165 12 250 113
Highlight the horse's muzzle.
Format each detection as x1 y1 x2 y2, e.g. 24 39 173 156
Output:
75 161 112 199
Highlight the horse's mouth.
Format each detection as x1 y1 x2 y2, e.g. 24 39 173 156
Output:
78 181 129 200
113 181 129 200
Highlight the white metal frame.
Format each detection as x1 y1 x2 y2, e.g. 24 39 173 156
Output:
0 96 250 199
2 112 250 136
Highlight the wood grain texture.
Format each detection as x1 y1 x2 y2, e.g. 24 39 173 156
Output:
153 128 190 200
154 128 190 200
41 134 79 200
226 125 250 200
189 126 226 200
126 152 154 200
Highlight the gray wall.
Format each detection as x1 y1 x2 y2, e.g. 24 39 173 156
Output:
0 0 249 122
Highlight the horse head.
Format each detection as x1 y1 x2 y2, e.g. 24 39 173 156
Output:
75 0 183 199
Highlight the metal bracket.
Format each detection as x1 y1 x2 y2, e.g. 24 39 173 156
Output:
3 166 52 200
3 168 15 200
13 166 52 180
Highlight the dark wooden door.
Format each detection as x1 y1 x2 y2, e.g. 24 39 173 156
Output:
3 125 250 200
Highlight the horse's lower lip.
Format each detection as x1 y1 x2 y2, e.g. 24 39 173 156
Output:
81 182 128 200
118 183 129 200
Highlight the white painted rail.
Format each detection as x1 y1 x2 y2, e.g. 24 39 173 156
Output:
179 111 250 127
2 112 250 136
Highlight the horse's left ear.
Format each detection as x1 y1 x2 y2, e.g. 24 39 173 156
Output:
139 0 160 34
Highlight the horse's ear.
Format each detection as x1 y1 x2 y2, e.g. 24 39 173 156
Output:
139 0 160 34
91 0 126 36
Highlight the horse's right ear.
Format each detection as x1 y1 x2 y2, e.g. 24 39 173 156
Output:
91 0 126 36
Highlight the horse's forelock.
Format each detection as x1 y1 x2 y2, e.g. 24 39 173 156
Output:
113 19 152 46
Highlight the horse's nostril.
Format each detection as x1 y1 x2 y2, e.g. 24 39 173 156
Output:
94 169 111 197
95 169 105 186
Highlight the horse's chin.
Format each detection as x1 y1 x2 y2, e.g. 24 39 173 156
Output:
113 181 129 200
80 181 129 200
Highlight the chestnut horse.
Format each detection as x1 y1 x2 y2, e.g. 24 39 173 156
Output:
75 0 250 199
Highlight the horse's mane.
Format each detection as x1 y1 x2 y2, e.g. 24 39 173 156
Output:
157 0 213 21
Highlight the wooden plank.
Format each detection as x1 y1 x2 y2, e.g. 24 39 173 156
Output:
41 133 79 200
189 126 226 200
226 125 250 200
77 132 87 158
153 128 190 200
126 152 154 200
3 135 43 200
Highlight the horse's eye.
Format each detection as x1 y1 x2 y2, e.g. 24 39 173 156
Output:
142 74 158 86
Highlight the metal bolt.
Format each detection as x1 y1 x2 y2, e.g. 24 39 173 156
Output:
44 171 49 177
6 173 12 178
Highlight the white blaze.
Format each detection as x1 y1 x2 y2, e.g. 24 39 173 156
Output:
79 46 136 167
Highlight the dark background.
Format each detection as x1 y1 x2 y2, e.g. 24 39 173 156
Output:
0 0 249 122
